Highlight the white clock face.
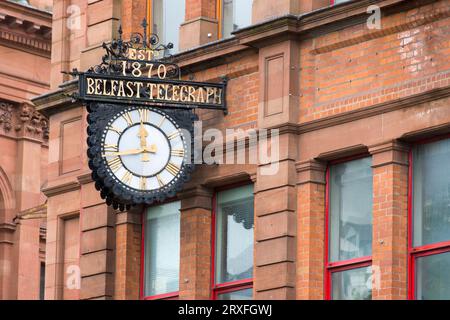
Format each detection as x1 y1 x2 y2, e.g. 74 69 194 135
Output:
101 107 186 192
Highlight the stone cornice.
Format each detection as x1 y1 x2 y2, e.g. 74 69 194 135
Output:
298 86 450 134
41 180 80 197
32 80 79 116
0 1 52 57
202 171 253 189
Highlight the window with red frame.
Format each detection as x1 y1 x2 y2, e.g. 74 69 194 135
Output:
331 0 352 5
325 156 373 300
409 137 450 300
141 201 181 300
212 184 254 300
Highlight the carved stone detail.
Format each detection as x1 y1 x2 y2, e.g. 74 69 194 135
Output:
0 101 49 140
14 103 49 139
0 101 13 131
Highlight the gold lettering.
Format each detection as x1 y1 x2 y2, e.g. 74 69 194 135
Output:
197 87 205 103
107 157 121 172
95 79 102 95
171 149 185 157
117 81 126 97
188 86 196 102
128 48 137 60
126 81 134 97
213 88 222 105
110 80 118 96
121 171 133 185
206 87 215 103
140 176 147 190
102 79 110 96
122 112 133 126
167 130 180 140
87 78 95 94
147 83 157 98
164 84 172 101
180 86 188 102
134 82 143 98
172 85 180 102
166 162 180 176
157 84 164 100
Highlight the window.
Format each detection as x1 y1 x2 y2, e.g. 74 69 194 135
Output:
212 184 254 299
219 0 253 39
326 157 373 300
331 0 351 4
409 137 450 300
149 0 185 54
40 262 45 300
142 201 181 299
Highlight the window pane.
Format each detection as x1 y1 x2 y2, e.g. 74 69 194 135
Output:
153 0 185 54
215 185 254 284
144 201 180 297
329 157 373 262
416 251 450 300
222 0 253 38
334 0 351 4
413 139 450 247
331 266 372 300
217 288 253 300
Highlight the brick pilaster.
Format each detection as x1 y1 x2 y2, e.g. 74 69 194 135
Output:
114 208 142 300
178 186 213 300
179 0 218 51
254 133 297 300
295 159 326 300
79 178 116 300
369 140 409 300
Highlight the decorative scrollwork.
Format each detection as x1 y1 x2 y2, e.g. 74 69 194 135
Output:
71 18 180 80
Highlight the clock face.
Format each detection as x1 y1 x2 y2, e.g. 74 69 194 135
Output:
100 107 187 193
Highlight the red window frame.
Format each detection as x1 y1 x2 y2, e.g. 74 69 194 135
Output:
211 182 254 300
407 134 450 300
140 200 180 300
324 154 373 300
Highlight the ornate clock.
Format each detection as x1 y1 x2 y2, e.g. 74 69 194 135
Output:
74 19 226 210
87 104 196 210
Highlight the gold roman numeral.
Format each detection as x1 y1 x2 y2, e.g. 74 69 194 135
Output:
166 162 180 176
138 109 149 122
157 116 166 128
171 149 185 157
103 144 118 153
107 157 121 172
122 112 133 126
156 174 164 187
167 130 180 140
121 171 133 185
140 176 147 190
107 125 123 135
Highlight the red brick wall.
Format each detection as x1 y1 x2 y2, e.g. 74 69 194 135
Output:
300 0 450 122
121 0 148 39
185 0 217 21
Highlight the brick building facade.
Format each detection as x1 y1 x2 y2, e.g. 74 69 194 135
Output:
27 0 450 300
0 0 52 300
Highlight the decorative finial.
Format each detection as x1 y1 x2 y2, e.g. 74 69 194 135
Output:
142 18 148 48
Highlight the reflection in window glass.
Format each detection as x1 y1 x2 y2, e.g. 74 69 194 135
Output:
332 266 372 300
334 0 351 4
416 251 450 300
329 157 373 262
144 201 180 297
413 139 450 247
217 288 253 300
222 0 253 38
215 185 254 285
152 0 185 54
